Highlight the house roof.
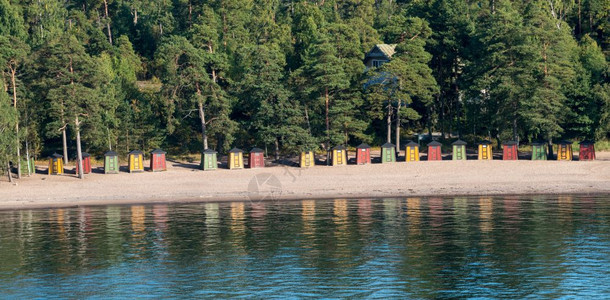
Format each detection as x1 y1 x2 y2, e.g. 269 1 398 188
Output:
376 44 397 58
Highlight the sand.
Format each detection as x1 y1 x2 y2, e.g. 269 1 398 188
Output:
1 152 609 210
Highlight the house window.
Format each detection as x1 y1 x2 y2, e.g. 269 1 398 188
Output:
372 60 385 68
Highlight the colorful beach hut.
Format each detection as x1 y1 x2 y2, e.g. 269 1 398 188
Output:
381 143 396 163
531 142 547 160
249 148 265 168
555 140 573 161
427 141 442 161
405 141 420 162
150 149 167 172
300 151 315 168
452 140 467 160
502 141 518 160
579 141 596 161
477 140 493 160
200 149 218 170
76 152 92 174
47 153 64 175
331 145 347 166
128 150 144 173
20 156 35 175
104 151 119 174
356 143 371 165
228 148 244 169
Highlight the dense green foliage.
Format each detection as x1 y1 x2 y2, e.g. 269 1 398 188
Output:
0 0 608 171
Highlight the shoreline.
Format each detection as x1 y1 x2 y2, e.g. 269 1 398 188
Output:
1 153 609 211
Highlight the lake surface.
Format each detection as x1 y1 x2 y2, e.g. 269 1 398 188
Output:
0 196 609 298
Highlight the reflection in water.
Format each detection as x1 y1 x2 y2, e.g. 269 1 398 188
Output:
230 202 246 252
302 200 316 238
479 197 493 235
0 195 609 298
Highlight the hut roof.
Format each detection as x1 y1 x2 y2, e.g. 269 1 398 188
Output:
555 140 573 145
478 140 492 145
452 140 467 145
502 141 518 145
151 149 166 154
406 141 419 147
104 151 118 156
129 150 143 155
579 140 595 145
531 141 546 146
427 141 442 146
250 147 264 153
229 148 243 153
81 152 91 158
49 153 63 159
356 143 371 149
203 149 218 154
332 145 347 150
381 142 395 148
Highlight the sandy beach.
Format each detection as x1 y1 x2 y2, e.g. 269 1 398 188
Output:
1 151 609 210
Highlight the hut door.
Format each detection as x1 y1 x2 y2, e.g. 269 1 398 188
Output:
409 148 415 161
134 155 141 170
305 153 311 166
336 151 343 164
234 154 240 167
482 146 488 160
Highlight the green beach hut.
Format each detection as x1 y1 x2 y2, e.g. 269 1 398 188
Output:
381 143 396 163
452 140 467 160
200 149 218 170
531 142 547 160
21 157 35 175
104 151 119 174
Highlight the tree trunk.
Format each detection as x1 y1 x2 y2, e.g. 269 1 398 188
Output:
75 116 84 179
11 68 21 179
103 0 113 44
325 88 330 165
274 138 280 161
6 161 12 183
386 101 392 143
395 98 401 153
512 116 518 143
304 105 311 135
196 84 208 150
25 136 31 176
25 110 31 176
577 0 582 37
62 126 68 165
547 138 554 160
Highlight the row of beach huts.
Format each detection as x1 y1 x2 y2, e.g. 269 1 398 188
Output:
44 140 598 175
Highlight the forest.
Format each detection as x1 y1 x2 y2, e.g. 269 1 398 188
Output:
0 0 609 179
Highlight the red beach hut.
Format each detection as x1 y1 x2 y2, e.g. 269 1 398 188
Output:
150 149 167 172
427 141 442 161
249 148 265 168
579 141 596 161
76 152 92 174
502 141 518 160
356 143 371 165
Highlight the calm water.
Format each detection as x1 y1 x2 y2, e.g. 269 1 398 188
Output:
0 196 609 298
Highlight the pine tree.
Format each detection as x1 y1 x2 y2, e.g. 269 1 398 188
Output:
0 36 29 179
238 44 316 159
0 80 17 182
365 17 438 148
298 32 350 159
156 35 235 152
